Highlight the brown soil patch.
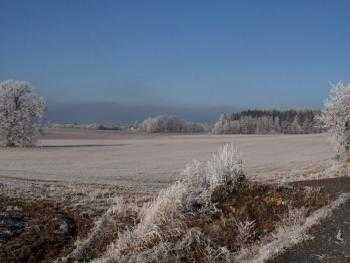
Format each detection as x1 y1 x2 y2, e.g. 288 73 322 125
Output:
199 183 331 250
0 195 93 263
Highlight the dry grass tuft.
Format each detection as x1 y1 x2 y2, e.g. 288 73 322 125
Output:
56 196 147 263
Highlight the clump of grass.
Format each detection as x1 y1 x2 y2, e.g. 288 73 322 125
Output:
57 196 144 263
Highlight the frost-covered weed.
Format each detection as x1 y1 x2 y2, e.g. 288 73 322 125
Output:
139 143 245 227
57 196 133 263
179 144 245 212
207 144 245 193
235 219 256 247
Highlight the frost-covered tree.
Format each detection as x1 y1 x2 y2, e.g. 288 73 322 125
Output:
0 80 46 147
319 82 350 155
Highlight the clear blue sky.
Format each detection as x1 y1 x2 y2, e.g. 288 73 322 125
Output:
1 1 349 108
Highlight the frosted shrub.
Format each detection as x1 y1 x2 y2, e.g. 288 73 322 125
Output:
207 144 245 192
181 144 245 211
319 82 350 155
144 143 245 216
0 80 46 147
181 160 211 212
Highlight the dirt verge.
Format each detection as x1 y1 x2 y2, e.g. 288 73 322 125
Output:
0 195 93 263
270 176 350 263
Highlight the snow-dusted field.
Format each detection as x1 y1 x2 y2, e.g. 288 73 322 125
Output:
0 131 335 191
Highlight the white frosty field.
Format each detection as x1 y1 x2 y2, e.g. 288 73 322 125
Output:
0 129 336 192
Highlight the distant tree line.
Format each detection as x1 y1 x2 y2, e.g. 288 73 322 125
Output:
213 110 324 134
141 115 207 133
96 124 122 131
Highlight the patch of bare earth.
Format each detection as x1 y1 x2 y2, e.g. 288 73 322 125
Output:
0 194 93 263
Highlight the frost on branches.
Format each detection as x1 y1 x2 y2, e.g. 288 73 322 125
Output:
0 80 46 147
319 82 350 155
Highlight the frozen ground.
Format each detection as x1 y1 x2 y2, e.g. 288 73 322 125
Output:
0 130 337 192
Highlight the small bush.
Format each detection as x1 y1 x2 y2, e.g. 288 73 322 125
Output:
181 144 245 211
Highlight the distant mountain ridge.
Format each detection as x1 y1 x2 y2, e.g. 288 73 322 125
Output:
45 102 239 124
